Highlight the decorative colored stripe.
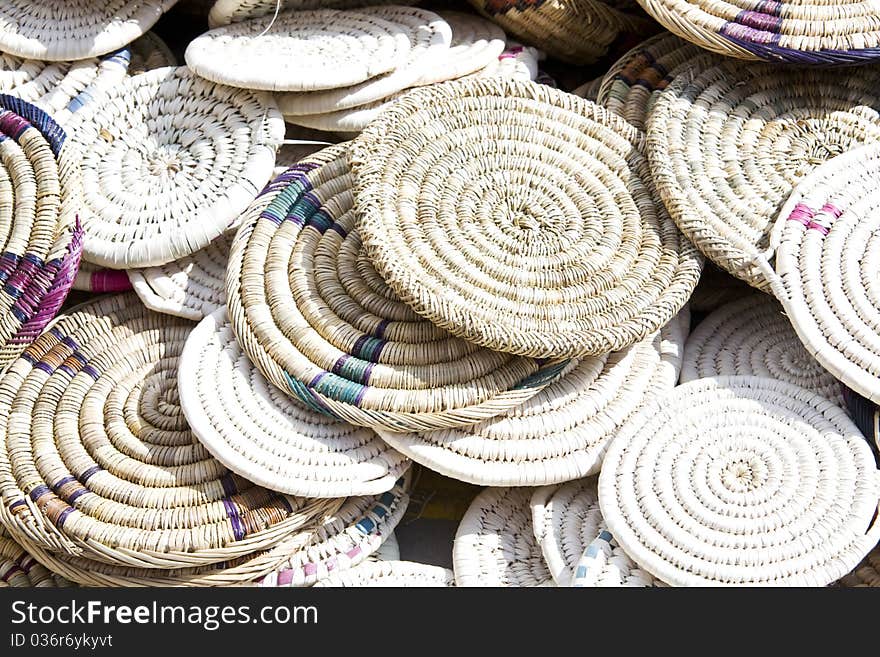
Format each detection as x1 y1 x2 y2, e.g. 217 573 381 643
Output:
734 9 783 33
222 499 246 541
79 465 102 484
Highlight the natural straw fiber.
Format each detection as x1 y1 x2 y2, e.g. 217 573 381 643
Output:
208 0 401 27
352 78 702 360
531 479 658 587
414 11 506 86
0 527 73 587
0 1 178 61
475 43 541 81
258 477 410 586
634 0 880 64
377 311 688 486
467 0 653 64
314 560 455 586
227 143 572 433
681 294 843 404
454 487 554 587
840 547 880 587
277 7 452 116
72 262 133 293
129 232 232 321
128 31 177 74
0 95 83 369
67 66 284 269
0 293 339 572
180 308 410 497
596 32 700 131
185 8 413 92
647 57 880 292
599 376 880 586
766 143 880 404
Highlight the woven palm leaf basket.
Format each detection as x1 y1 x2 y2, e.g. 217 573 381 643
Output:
467 0 654 64
226 143 572 433
352 77 702 360
180 308 410 497
647 56 880 293
453 487 554 586
258 477 410 586
0 1 178 61
681 294 843 404
315 560 455 587
0 293 343 578
599 376 880 586
377 311 688 487
65 65 284 269
185 8 414 93
0 527 73 588
73 262 133 293
208 0 405 27
635 0 880 64
531 479 659 587
128 31 178 74
0 95 83 370
764 142 880 405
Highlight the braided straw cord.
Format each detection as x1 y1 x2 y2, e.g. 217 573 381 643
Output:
180 308 410 497
227 143 572 433
67 66 284 269
635 0 880 64
185 8 413 92
413 11 506 86
258 476 410 586
73 261 133 293
208 0 402 27
647 56 880 293
128 31 178 75
531 479 658 587
277 7 452 116
0 527 73 587
681 294 843 405
454 487 554 587
598 376 880 586
315 560 454 586
376 311 688 486
352 77 702 360
0 1 178 61
840 547 880 587
0 293 339 571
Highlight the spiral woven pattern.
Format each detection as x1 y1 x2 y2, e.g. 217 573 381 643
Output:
0 293 338 572
315 560 455 587
531 480 658 587
647 57 880 292
0 0 177 61
635 0 880 64
377 312 687 486
185 8 412 92
67 66 283 269
180 308 410 497
599 376 880 586
228 143 570 433
0 528 73 587
352 78 702 359
73 262 133 293
453 487 554 587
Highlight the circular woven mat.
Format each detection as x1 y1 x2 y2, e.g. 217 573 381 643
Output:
454 487 554 587
0 528 73 587
647 57 880 293
598 376 880 586
635 0 880 64
0 95 83 370
315 560 454 586
414 11 506 86
531 479 658 587
227 143 571 433
277 7 452 116
352 78 702 359
475 43 540 81
0 293 337 571
377 311 688 486
40 50 132 127
258 476 410 586
682 294 842 404
67 65 283 269
73 262 133 293
0 1 176 61
840 547 880 587
208 0 400 27
128 31 177 74
185 8 413 92
180 308 410 497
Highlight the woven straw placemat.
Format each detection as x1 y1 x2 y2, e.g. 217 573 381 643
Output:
0 0 177 61
414 11 506 86
0 293 338 572
180 308 410 497
377 311 688 486
635 0 880 64
186 8 413 92
67 65 283 268
315 560 454 586
73 262 133 293
227 143 571 433
599 376 880 586
353 77 702 359
0 527 73 588
647 56 880 293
